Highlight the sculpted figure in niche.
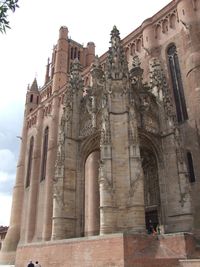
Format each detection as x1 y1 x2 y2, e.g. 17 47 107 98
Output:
129 103 138 144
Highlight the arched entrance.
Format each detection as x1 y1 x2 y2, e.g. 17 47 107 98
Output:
141 147 161 233
84 150 100 236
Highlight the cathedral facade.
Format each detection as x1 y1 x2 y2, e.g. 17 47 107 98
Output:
1 0 200 266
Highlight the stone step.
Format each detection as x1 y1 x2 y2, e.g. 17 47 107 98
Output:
179 259 200 267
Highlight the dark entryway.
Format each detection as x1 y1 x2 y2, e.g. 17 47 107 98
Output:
145 209 159 234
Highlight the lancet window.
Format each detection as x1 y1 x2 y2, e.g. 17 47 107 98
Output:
167 44 188 123
30 94 33 103
40 126 49 181
26 136 34 188
187 151 196 183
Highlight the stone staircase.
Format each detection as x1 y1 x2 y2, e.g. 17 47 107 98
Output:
179 259 200 267
179 236 200 267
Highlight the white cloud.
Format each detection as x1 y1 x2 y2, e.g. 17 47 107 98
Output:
0 172 15 196
0 171 11 182
0 149 16 173
0 193 12 226
0 171 15 183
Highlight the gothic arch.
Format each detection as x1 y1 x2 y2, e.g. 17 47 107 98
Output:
139 132 163 231
139 132 163 164
78 133 101 236
84 151 100 236
80 133 101 165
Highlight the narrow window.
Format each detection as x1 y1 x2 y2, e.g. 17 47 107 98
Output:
187 151 195 183
41 127 49 181
30 94 33 103
74 47 77 59
167 44 188 123
36 96 39 104
26 137 34 187
71 47 74 60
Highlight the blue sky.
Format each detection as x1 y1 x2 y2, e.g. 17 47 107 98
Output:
0 0 171 226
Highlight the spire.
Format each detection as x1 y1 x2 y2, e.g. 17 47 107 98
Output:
106 26 129 80
45 58 50 84
29 78 38 92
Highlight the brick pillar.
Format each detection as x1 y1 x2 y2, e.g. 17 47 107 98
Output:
25 107 43 242
52 26 68 93
0 117 28 264
42 96 59 241
99 85 145 234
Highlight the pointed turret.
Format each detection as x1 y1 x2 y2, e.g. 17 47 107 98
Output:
26 78 39 114
106 26 129 80
45 58 50 84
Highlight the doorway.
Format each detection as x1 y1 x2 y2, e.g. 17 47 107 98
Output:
145 209 159 233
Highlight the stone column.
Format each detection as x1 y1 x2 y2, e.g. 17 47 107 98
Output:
0 116 28 264
42 95 59 241
84 151 100 236
51 173 65 240
25 107 43 242
99 105 116 235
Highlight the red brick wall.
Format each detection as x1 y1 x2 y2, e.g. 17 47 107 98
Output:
15 233 198 267
15 234 124 267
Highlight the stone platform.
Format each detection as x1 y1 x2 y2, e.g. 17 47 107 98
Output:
15 233 200 267
179 259 200 267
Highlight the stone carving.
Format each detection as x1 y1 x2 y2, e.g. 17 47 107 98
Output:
66 59 84 136
79 87 97 137
149 58 164 100
69 58 84 92
100 95 111 146
98 160 114 194
79 119 94 137
90 56 104 88
174 127 184 164
105 26 129 85
84 87 93 114
101 109 111 145
129 173 142 198
53 109 65 211
129 56 144 90
54 113 65 179
63 89 73 136
129 103 138 144
174 126 190 207
149 57 175 120
79 57 105 137
53 181 64 208
129 56 160 134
